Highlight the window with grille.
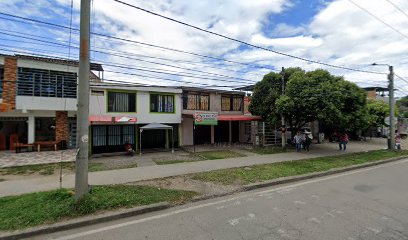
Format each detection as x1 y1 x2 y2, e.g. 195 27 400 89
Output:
17 67 77 98
221 95 243 111
150 94 175 113
107 91 136 112
183 92 209 110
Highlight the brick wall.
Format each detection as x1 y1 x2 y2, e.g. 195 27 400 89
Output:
56 111 68 143
366 90 377 100
3 57 17 110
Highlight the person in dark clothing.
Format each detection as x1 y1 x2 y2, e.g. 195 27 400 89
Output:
303 134 312 151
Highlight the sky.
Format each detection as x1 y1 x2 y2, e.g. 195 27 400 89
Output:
0 0 407 96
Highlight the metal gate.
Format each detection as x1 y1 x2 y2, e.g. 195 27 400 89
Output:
68 118 77 149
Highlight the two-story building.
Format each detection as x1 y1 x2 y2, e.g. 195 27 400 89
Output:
88 83 182 154
0 54 103 151
180 87 261 146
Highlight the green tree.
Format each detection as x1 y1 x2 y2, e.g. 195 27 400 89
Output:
396 96 408 118
249 68 367 134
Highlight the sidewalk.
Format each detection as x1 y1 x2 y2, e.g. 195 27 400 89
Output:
0 140 387 197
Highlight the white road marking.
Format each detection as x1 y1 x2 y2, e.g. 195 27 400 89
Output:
293 200 306 205
227 213 256 226
308 217 321 224
367 227 382 234
54 158 408 240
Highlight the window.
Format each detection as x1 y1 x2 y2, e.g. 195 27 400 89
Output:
17 67 77 98
183 92 209 110
150 94 175 113
221 95 243 111
107 91 136 112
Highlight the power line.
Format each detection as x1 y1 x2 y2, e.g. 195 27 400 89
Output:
0 31 258 84
348 0 408 41
0 47 251 87
0 26 266 78
0 12 276 71
111 0 387 75
383 0 408 19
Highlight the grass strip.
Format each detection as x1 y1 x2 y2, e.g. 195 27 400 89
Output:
196 150 246 160
0 185 197 231
153 150 246 165
249 147 288 155
0 162 137 176
192 150 408 185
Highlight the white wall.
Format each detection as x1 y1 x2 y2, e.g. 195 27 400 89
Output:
89 86 182 124
16 96 77 111
17 59 78 73
181 117 193 145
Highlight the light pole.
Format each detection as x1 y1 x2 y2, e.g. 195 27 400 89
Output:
372 63 395 150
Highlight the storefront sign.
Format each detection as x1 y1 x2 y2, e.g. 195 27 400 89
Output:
194 111 218 125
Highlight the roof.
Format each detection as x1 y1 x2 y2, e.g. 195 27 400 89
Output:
182 86 245 95
234 85 255 91
140 123 173 129
363 87 389 91
2 54 104 71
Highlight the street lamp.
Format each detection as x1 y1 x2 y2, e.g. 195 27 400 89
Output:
372 63 395 150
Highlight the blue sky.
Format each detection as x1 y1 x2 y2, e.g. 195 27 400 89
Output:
0 0 407 95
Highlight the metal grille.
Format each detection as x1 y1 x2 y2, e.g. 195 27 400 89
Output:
92 126 106 147
68 118 77 148
108 126 121 146
122 125 135 144
17 67 77 98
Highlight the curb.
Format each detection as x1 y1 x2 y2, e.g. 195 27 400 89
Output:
1 155 406 239
0 202 170 240
243 156 407 191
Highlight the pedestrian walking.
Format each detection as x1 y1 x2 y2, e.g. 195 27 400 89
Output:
395 133 401 150
304 134 312 151
294 131 304 152
339 133 349 151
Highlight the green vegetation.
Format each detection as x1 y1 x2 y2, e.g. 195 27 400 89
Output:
192 150 408 185
197 150 246 160
154 159 196 165
0 162 137 176
0 185 198 230
249 147 288 155
153 150 246 165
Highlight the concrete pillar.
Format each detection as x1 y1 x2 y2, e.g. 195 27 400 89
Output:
229 120 232 144
165 129 169 149
211 125 215 144
28 115 35 143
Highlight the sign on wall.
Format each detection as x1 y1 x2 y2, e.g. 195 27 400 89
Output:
194 111 218 125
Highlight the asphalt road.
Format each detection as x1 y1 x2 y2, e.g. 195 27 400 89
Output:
36 159 408 240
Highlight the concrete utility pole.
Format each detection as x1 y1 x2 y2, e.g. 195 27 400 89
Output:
281 67 286 148
389 65 395 150
75 0 90 200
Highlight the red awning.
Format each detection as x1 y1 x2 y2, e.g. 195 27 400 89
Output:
218 115 261 121
89 115 137 124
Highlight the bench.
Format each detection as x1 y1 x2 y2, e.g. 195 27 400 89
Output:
34 141 59 152
14 143 36 153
